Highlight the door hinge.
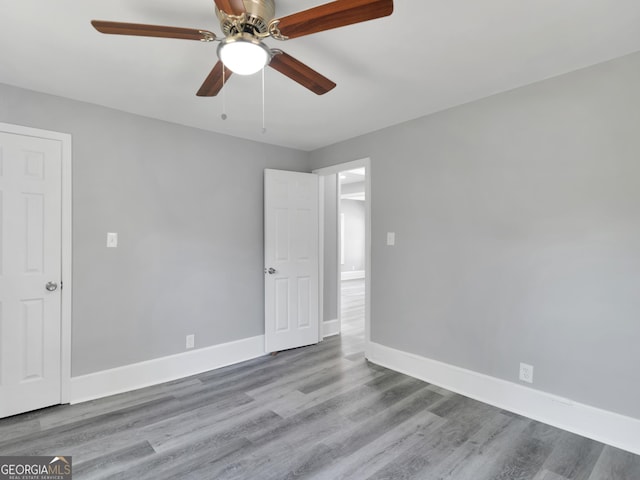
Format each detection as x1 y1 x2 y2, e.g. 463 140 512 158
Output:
60 281 63 290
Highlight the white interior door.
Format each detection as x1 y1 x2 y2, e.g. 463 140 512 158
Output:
264 169 319 353
0 131 63 418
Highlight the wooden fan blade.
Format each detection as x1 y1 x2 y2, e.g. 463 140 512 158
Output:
91 21 215 41
197 61 233 97
213 0 246 16
269 51 336 95
274 0 393 39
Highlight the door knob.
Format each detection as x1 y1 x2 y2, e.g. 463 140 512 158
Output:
45 281 58 292
265 267 276 275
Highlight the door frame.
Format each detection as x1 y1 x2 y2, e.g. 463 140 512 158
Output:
313 158 371 351
0 122 72 404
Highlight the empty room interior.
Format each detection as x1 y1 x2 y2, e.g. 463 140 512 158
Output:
1 1 640 479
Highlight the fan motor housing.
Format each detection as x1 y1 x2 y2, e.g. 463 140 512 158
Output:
216 0 276 36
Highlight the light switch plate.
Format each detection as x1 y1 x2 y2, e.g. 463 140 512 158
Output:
107 232 118 248
387 232 395 246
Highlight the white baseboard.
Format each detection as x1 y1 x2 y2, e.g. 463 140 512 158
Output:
323 319 340 338
70 335 266 404
341 270 365 281
366 341 640 456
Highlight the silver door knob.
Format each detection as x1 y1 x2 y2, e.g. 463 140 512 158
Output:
265 267 276 275
45 281 58 292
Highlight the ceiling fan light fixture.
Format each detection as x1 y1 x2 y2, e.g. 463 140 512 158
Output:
218 34 271 75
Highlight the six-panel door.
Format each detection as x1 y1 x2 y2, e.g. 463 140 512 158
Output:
0 131 62 418
264 169 319 353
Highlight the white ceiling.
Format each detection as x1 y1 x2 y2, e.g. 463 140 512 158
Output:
2 1 640 151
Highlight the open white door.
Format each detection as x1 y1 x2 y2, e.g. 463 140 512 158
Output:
0 130 63 418
264 169 319 353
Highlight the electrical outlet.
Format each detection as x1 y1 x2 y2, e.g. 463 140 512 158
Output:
186 334 195 349
519 363 534 383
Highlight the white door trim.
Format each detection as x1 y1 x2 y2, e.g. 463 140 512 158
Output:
313 158 371 352
0 122 72 404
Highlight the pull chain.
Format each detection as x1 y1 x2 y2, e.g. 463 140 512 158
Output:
261 67 266 134
221 66 228 120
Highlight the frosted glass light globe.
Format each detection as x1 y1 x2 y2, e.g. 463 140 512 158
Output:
218 35 271 75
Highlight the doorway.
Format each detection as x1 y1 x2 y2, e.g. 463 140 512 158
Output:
314 158 371 356
338 168 366 346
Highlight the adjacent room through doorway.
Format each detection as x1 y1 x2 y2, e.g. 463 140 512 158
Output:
338 167 366 345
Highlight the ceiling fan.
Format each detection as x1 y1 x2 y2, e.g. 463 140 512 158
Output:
92 0 394 97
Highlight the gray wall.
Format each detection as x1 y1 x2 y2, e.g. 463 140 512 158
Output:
310 51 640 420
340 199 365 272
322 174 339 322
0 83 311 376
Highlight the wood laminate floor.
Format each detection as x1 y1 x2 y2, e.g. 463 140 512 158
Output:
341 278 365 340
1 284 639 479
